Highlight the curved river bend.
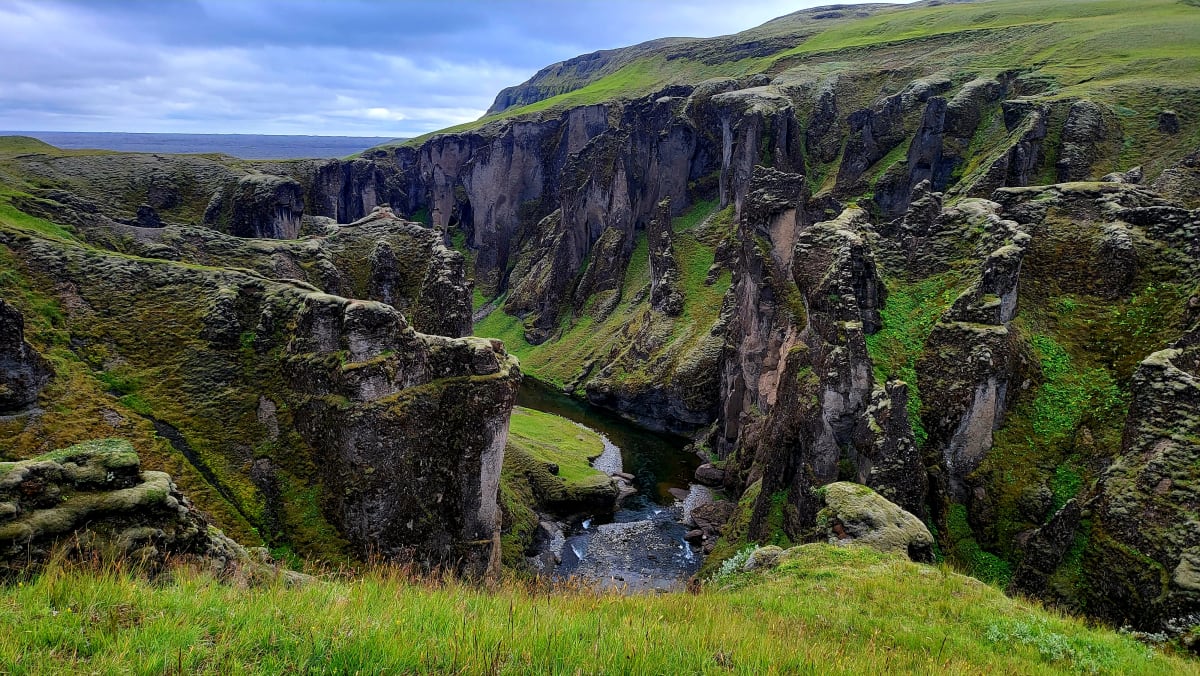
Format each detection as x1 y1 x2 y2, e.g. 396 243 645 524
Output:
517 379 709 591
518 381 710 593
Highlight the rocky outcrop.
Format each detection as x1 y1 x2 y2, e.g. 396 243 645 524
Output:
0 440 247 573
1086 334 1200 636
815 482 935 562
204 173 305 239
835 76 954 196
1101 166 1143 184
289 300 521 571
1056 101 1117 182
717 166 808 451
787 207 885 480
648 198 683 316
718 198 888 548
945 100 1047 200
1010 498 1083 598
85 205 473 339
853 381 926 518
1 224 520 575
0 299 51 413
920 227 1029 501
1159 110 1181 135
1152 148 1200 209
135 204 164 228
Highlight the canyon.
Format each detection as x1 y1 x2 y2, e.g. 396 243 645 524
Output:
1 0 1198 660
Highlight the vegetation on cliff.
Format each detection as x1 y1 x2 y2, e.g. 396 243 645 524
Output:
498 407 617 566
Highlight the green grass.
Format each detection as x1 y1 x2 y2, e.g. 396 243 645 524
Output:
507 407 609 487
499 407 615 565
673 198 718 233
475 199 729 390
865 272 965 446
947 504 1014 587
2 546 1192 674
380 0 1200 157
1049 464 1083 515
771 0 1200 91
971 277 1179 559
0 136 59 154
0 190 77 242
1028 334 1124 442
399 55 769 146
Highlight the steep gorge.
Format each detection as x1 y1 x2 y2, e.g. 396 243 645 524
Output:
343 0 1198 637
0 0 1198 644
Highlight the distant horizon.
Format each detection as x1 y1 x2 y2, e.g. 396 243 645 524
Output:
0 130 397 139
0 1 906 136
1 130 403 160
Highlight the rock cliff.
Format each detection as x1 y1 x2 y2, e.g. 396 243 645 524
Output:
0 203 520 574
1 0 1199 639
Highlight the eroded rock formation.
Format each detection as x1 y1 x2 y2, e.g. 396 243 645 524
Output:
205 173 305 239
0 440 247 573
0 217 519 575
0 298 51 413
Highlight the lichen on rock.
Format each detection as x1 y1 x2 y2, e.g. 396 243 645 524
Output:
0 439 247 573
815 481 935 562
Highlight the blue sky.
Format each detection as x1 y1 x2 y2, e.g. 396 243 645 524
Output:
0 1 901 137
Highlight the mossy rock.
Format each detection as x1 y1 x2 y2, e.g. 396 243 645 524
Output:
0 439 248 573
815 482 934 562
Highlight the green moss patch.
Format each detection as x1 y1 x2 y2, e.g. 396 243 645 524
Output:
865 271 966 446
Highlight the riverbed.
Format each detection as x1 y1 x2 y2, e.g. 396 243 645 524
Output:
517 379 707 591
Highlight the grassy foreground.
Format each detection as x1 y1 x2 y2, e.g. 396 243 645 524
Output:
2 545 1193 675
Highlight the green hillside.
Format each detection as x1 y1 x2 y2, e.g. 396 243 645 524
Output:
393 0 1200 147
4 545 1195 674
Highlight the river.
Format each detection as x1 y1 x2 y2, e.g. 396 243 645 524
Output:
516 378 709 591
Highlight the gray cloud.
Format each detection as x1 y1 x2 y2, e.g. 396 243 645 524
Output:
0 0 901 135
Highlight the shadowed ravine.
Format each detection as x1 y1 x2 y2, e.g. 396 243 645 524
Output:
516 378 706 590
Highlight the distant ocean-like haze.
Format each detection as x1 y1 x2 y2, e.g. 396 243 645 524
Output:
1 131 402 160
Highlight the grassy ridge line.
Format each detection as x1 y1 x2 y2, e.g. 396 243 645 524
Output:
2 545 1191 674
386 0 1200 149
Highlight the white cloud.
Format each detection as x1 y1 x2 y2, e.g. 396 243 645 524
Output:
0 0 911 135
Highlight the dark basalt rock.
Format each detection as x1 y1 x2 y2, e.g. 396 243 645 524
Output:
1152 147 1200 209
920 228 1029 500
1093 223 1138 299
648 198 684 316
1 223 520 576
1159 110 1181 135
1010 498 1082 598
285 296 521 574
694 463 726 487
0 299 51 413
804 84 840 165
204 173 305 239
1086 332 1200 637
136 204 163 228
1056 100 1115 182
853 380 927 519
836 93 907 193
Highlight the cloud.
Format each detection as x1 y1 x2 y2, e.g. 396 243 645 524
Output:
0 0 903 135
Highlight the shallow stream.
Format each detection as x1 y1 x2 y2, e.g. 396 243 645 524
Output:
517 379 708 591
